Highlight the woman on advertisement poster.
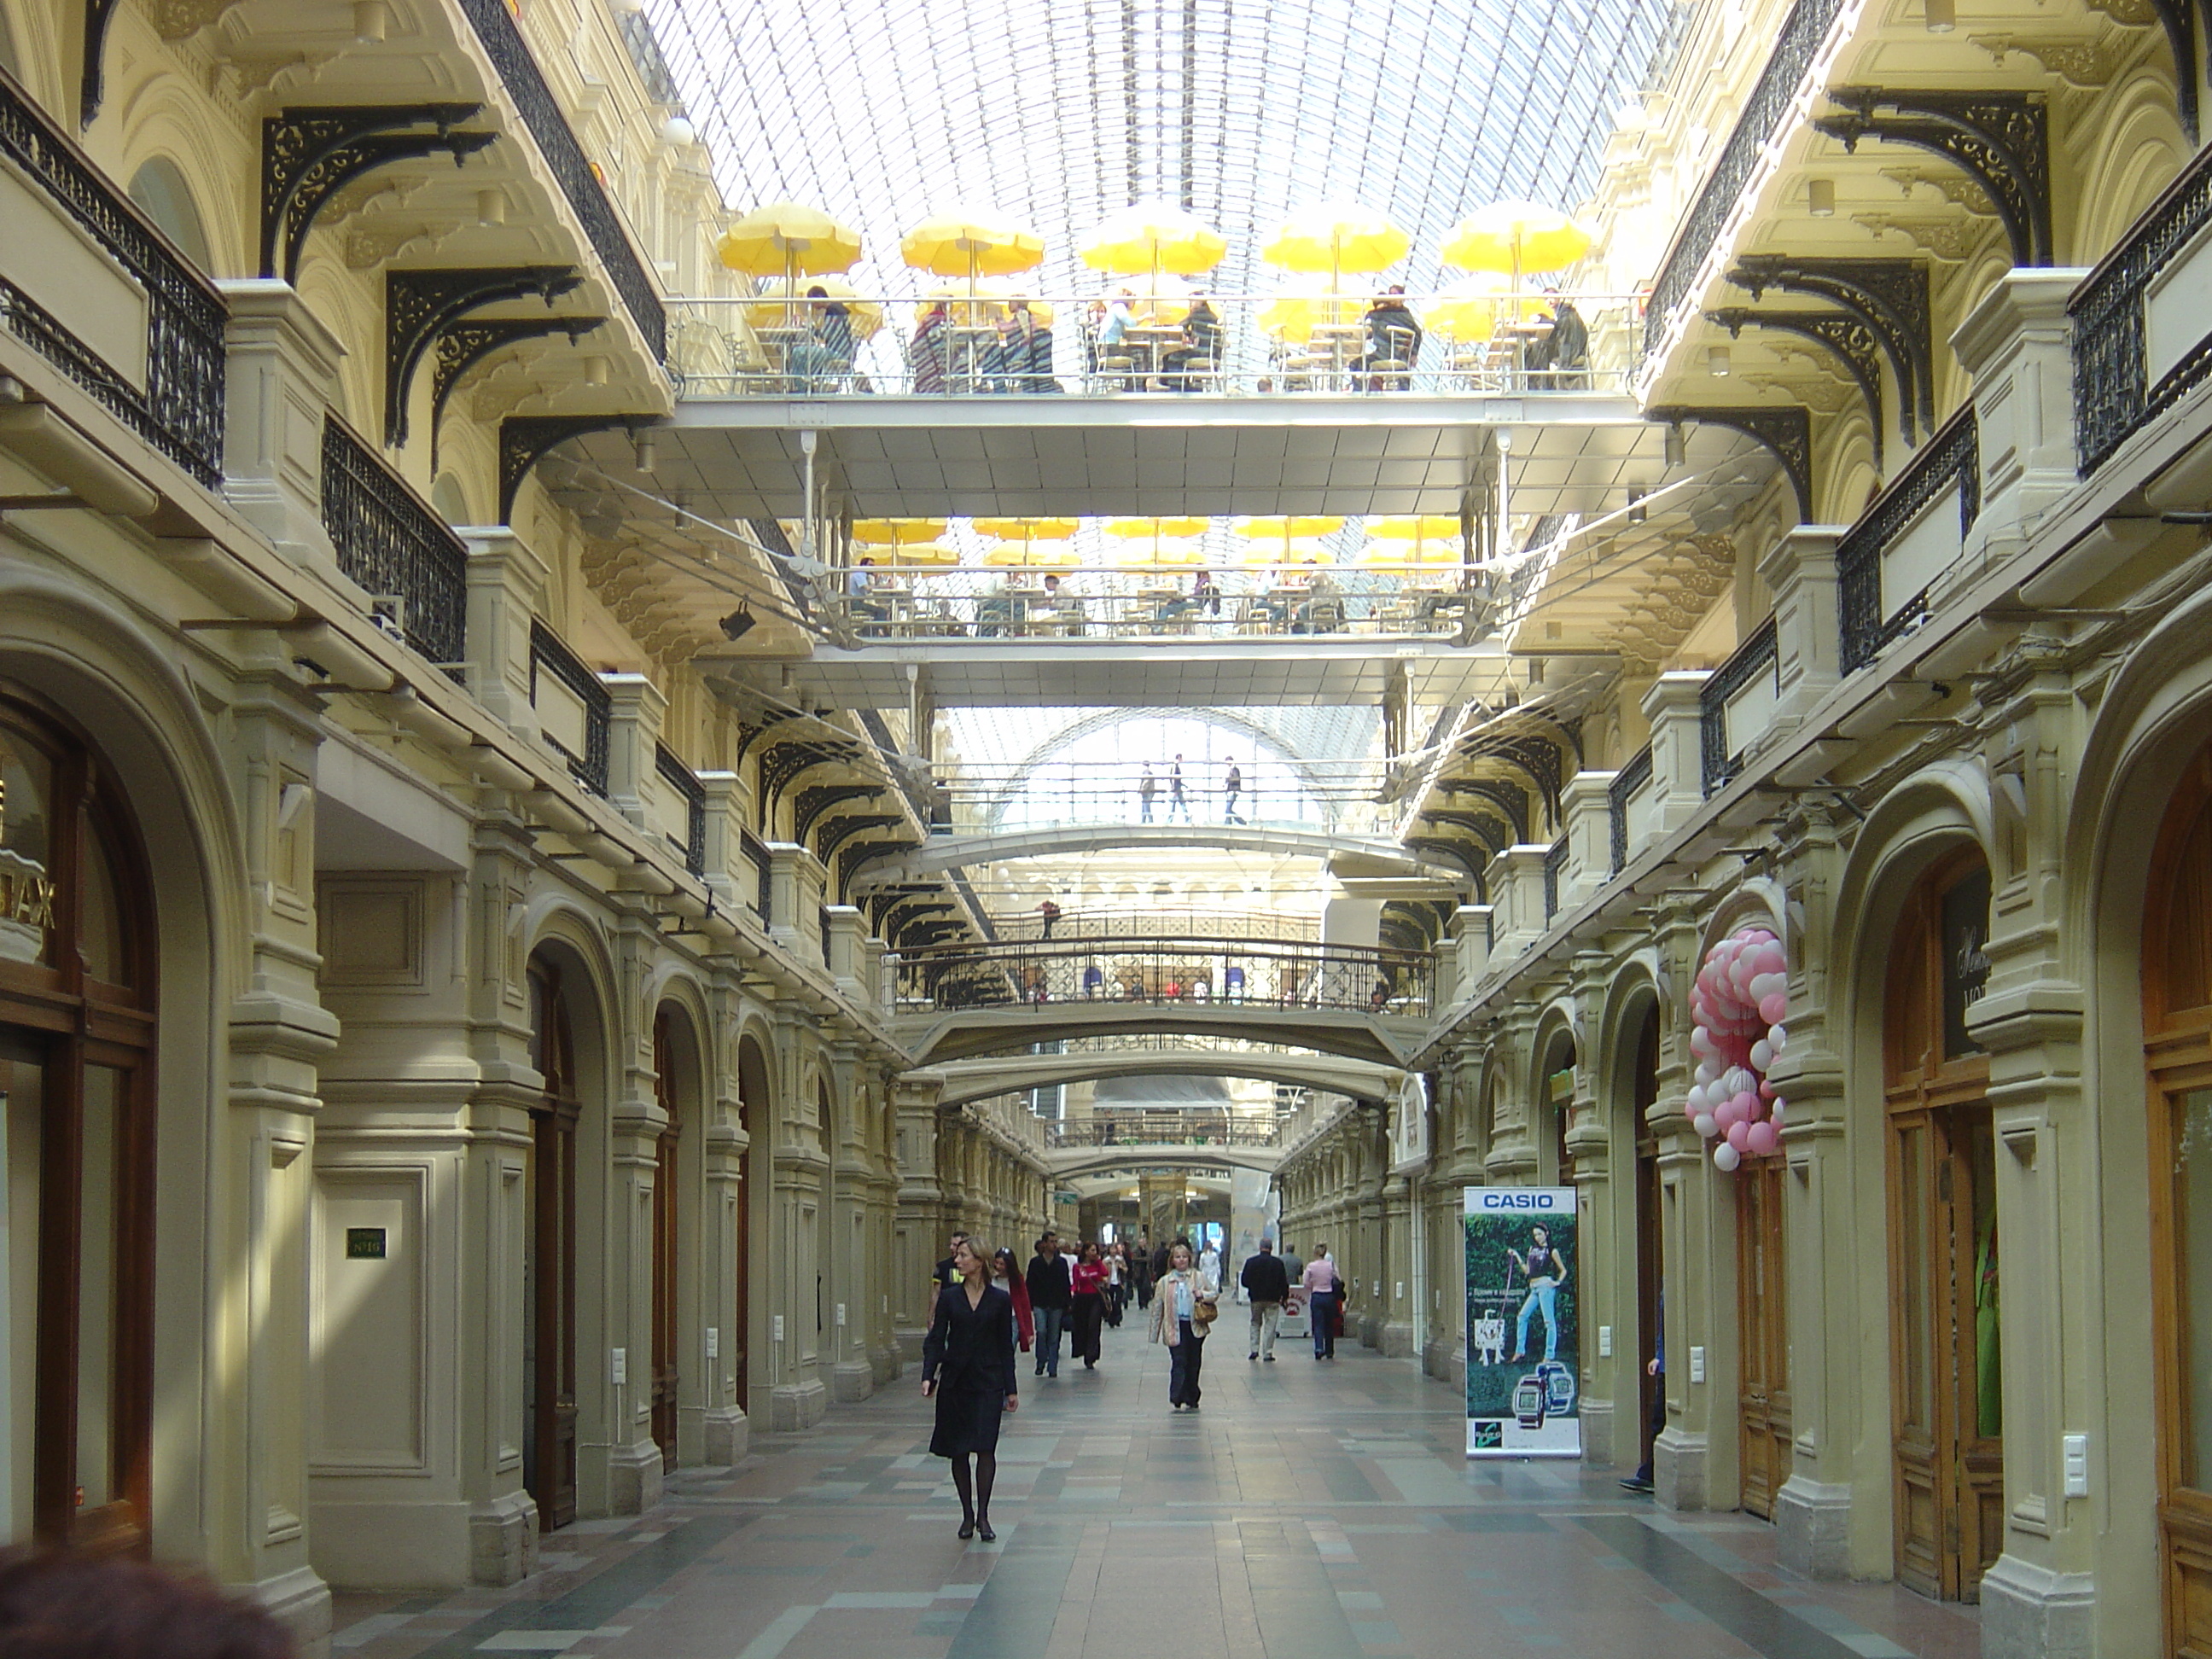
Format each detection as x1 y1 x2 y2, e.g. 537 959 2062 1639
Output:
1507 1224 1568 1364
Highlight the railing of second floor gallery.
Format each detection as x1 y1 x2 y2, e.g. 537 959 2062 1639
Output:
320 416 469 669
1700 616 1780 796
1836 405 1980 674
654 742 707 876
456 0 667 361
1640 0 1848 370
1043 1115 1284 1150
832 572 1492 643
2073 137 2212 474
1609 745 1653 875
665 292 1640 400
528 620 611 796
1000 911 1320 945
0 64 225 486
896 933 1432 1016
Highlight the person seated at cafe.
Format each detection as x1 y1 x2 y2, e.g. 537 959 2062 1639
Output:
992 298 1055 393
1161 568 1222 625
1528 292 1588 389
1160 297 1221 391
976 577 1017 637
1359 286 1423 392
848 556 891 633
1040 573 1084 635
1293 568 1343 634
784 286 856 388
911 300 950 393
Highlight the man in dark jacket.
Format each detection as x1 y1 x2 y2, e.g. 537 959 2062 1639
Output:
1026 1231 1072 1378
1241 1238 1292 1361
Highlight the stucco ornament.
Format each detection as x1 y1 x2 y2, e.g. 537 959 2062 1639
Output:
1685 927 1790 1173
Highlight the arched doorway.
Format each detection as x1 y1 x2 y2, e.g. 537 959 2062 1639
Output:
0 685 156 1551
1885 850 2000 1600
1627 1003 1662 1481
524 953 583 1532
1736 1123 1789 1520
2145 738 2212 1654
649 1007 693 1474
1540 1029 1576 1185
734 1035 767 1418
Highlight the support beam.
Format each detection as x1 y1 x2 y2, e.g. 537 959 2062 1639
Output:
259 106 495 283
1707 306 1895 457
432 316 604 466
498 414 655 522
1645 405 1814 522
1726 256 1935 434
385 266 581 447
1815 88 2053 268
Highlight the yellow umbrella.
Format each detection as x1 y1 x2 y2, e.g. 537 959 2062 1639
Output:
1236 537 1334 570
1238 515 1345 543
983 540 1079 568
1105 516 1211 540
1360 538 1460 568
717 202 863 282
1080 201 1227 282
1442 201 1594 291
974 516 1080 543
884 539 962 569
1263 203 1408 289
744 276 883 341
921 278 1056 329
853 518 949 546
1421 273 1545 344
1363 515 1465 566
901 209 1045 288
1258 284 1365 341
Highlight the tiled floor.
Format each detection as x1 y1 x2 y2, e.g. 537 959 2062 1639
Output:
328 1319 1980 1658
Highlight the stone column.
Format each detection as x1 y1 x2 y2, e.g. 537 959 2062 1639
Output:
600 905 667 1516
1641 672 1713 835
1950 269 2087 583
1559 772 1618 911
700 966 751 1466
602 673 668 830
892 1079 946 1362
463 529 549 742
1569 948 1624 1469
218 280 346 582
1649 893 1713 1512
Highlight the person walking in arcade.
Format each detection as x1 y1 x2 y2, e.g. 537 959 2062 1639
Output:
1301 1243 1342 1359
1150 1240 1216 1409
1069 1241 1109 1368
921 1237 1019 1541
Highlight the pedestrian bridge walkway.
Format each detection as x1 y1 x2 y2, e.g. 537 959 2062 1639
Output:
894 999 1427 1069
855 825 1458 888
920 1048 1400 1109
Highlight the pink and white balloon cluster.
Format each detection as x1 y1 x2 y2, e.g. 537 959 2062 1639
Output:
1688 926 1789 1173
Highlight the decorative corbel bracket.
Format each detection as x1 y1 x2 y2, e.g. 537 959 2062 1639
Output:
1727 255 1934 435
1707 306 1895 459
498 413 657 523
385 265 580 447
432 314 606 466
1646 405 1814 522
81 0 123 126
261 104 496 282
1814 88 2053 267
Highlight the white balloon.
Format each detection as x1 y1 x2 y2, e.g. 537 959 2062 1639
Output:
1769 1025 1787 1049
1692 1113 1718 1138
1685 1085 1708 1115
1750 1039 1773 1071
1712 1143 1742 1172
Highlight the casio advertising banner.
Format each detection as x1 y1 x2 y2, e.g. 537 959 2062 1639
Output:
1464 1187 1580 1458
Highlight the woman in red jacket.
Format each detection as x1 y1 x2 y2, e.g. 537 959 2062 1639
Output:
1069 1242 1110 1369
992 1247 1034 1353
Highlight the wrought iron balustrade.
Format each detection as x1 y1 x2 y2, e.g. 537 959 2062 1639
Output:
999 910 1318 945
1043 1115 1283 1150
528 620 611 796
835 579 1483 643
896 933 1431 1016
2072 137 2212 474
0 66 224 485
1836 406 1979 674
1609 746 1653 875
320 416 469 667
654 742 707 875
1640 0 1848 370
1543 836 1568 922
1700 617 1780 795
457 0 667 361
742 830 772 921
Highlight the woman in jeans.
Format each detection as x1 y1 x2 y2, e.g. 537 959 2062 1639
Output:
1301 1245 1342 1359
1149 1241 1214 1410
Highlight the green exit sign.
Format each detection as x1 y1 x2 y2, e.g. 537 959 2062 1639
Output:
346 1227 387 1260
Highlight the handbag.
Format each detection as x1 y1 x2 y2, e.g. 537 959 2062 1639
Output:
1191 1295 1219 1329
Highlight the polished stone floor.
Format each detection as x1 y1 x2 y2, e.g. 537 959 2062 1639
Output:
329 1318 1979 1658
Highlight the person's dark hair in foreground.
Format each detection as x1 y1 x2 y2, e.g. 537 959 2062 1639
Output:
0 1549 295 1657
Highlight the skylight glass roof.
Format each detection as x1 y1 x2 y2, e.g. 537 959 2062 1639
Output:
649 0 1679 301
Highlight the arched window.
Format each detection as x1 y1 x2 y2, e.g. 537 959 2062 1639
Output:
0 684 157 1551
431 471 471 527
0 9 21 79
125 158 211 272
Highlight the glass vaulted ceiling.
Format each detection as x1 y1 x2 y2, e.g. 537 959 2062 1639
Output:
648 0 1681 300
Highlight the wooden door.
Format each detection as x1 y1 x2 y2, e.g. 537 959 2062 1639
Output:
1633 1008 1662 1474
649 1011 680 1472
2145 741 2212 1656
1886 854 2001 1602
526 961 579 1533
1737 1152 1790 1520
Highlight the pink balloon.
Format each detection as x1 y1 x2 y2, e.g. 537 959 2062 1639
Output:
1745 1121 1779 1157
1714 1097 1740 1130
1759 1080 1777 1100
1760 992 1788 1025
1726 1120 1752 1152
1734 1089 1761 1120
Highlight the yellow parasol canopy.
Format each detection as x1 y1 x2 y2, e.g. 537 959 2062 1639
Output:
1362 515 1465 565
1115 536 1208 568
982 540 1080 568
1237 515 1346 543
923 279 1056 329
717 202 863 280
973 517 1080 543
852 518 948 546
1258 284 1365 341
880 539 961 569
1104 516 1213 545
1262 203 1408 285
1442 201 1594 284
1080 201 1228 279
743 276 884 341
901 210 1046 284
1421 273 1546 344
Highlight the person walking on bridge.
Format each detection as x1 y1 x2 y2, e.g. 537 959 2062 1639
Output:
1242 1237 1289 1361
1027 1231 1071 1378
1224 760 1244 824
1168 754 1192 823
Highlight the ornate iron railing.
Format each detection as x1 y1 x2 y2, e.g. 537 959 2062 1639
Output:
1542 836 1568 922
528 620 611 795
2072 137 2212 474
1700 617 1780 795
742 830 772 921
320 416 469 667
1836 406 1980 673
1609 746 1653 874
0 66 225 485
1042 1115 1283 1150
1641 0 1848 369
654 742 707 875
457 0 666 362
895 934 1433 1016
998 909 1319 944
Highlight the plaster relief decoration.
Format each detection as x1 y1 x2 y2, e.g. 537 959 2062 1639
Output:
1686 924 1789 1172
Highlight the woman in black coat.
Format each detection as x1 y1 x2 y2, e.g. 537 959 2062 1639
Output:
921 1237 1020 1540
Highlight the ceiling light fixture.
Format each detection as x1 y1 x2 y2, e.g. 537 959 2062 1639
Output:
1807 178 1836 217
353 0 388 43
1924 0 1955 31
1708 344 1731 376
1663 422 1687 469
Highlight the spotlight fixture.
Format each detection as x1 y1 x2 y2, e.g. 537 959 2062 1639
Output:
1663 422 1687 469
719 608 757 643
1708 344 1731 377
476 189 507 226
353 0 388 42
1627 488 1647 525
1924 0 1954 30
1807 178 1836 218
584 355 610 387
633 430 657 473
